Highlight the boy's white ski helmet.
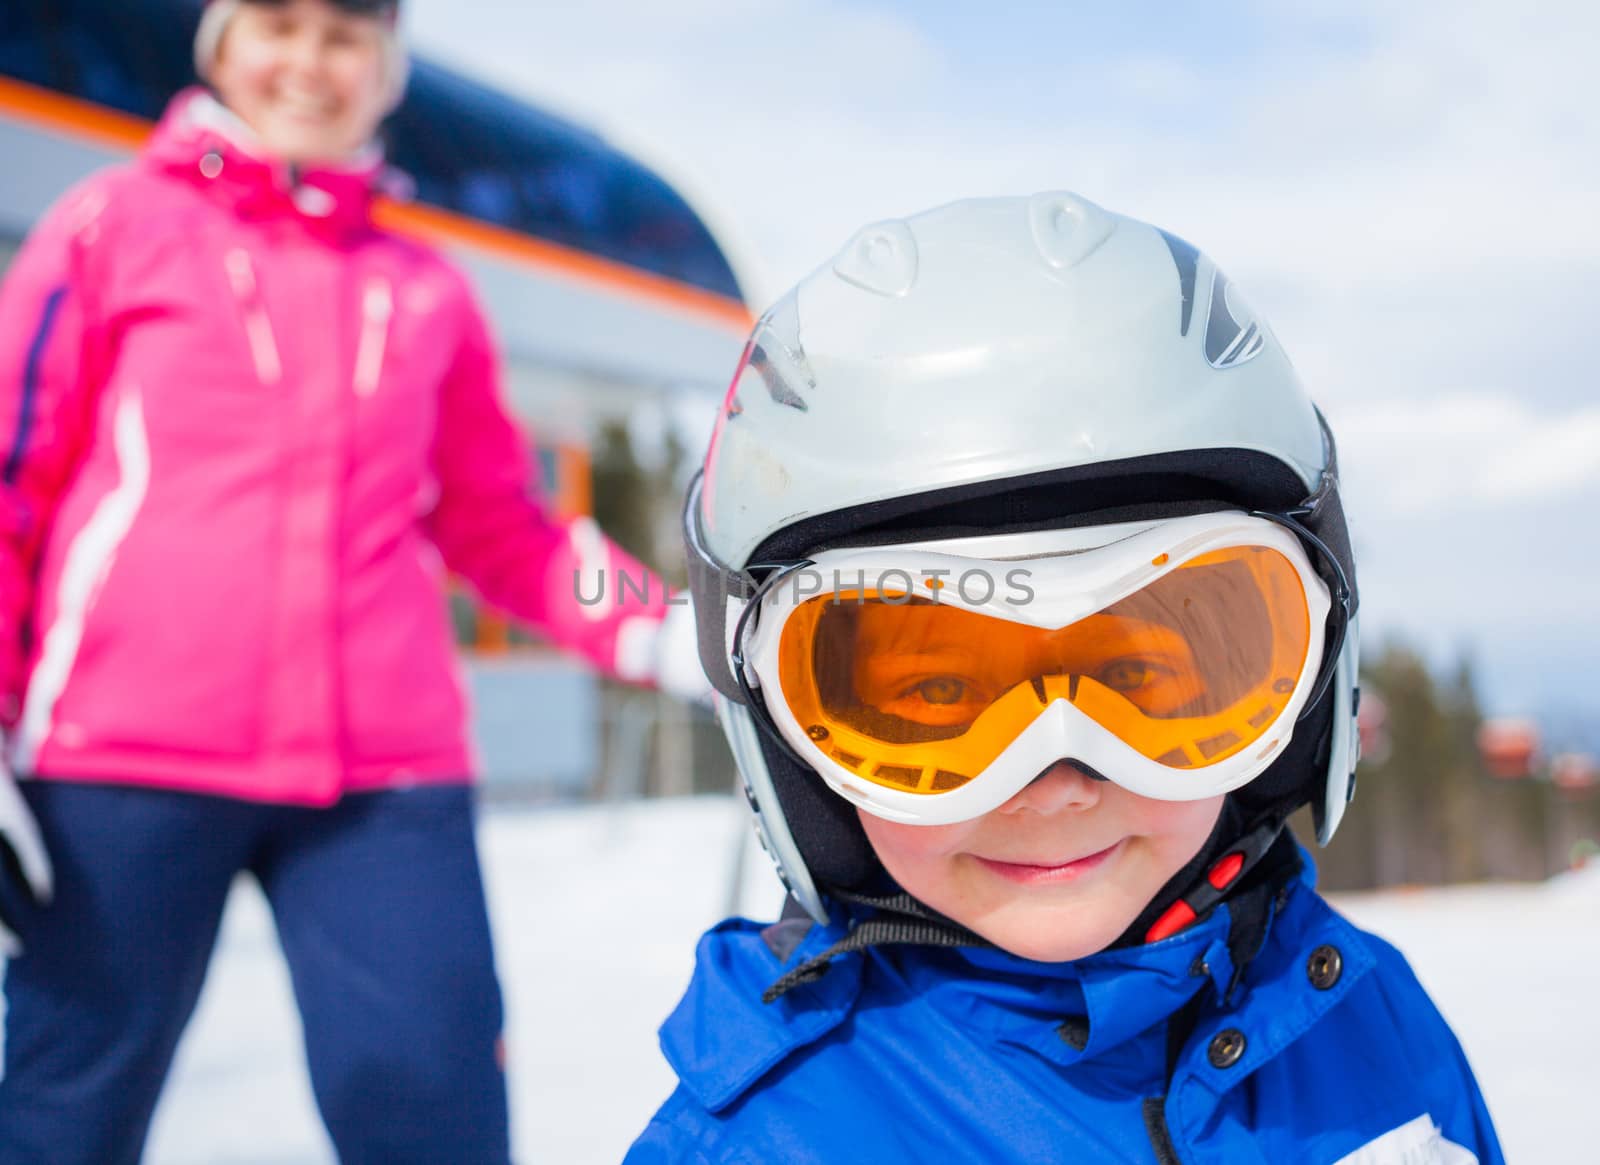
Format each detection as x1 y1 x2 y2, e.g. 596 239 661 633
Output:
687 193 1359 922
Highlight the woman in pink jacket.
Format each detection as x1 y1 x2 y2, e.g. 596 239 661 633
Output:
0 2 697 1160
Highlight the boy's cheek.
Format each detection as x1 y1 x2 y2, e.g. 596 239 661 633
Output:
857 812 973 868
1135 795 1228 859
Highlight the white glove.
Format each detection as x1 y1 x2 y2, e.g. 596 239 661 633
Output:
612 597 714 705
650 599 714 706
0 748 53 958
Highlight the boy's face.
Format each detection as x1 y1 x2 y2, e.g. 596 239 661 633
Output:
857 764 1223 961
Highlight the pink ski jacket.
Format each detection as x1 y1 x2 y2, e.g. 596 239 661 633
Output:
0 91 669 805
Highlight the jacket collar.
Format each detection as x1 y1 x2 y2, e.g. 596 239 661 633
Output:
143 88 403 239
660 916 868 1114
661 855 1376 1114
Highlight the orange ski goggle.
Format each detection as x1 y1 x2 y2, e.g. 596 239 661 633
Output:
737 513 1331 824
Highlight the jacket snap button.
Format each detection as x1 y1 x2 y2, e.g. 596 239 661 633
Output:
1307 944 1343 991
1208 1029 1247 1069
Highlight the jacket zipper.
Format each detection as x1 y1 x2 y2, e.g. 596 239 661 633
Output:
353 277 393 397
223 249 283 385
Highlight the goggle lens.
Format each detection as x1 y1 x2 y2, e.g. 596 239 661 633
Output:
775 545 1311 795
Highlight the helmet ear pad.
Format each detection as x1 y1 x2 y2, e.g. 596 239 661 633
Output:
757 728 881 893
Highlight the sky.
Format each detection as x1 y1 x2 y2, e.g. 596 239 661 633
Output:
405 0 1600 735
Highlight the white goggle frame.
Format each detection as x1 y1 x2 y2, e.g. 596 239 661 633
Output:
739 511 1331 825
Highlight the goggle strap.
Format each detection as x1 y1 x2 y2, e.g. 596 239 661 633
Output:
683 472 760 701
732 561 823 769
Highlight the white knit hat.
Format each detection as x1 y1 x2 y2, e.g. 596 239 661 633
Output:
194 0 411 114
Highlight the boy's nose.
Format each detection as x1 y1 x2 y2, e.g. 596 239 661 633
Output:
996 761 1104 815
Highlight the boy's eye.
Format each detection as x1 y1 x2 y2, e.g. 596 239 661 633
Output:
862 673 989 730
1097 658 1164 693
1090 655 1207 716
914 677 967 705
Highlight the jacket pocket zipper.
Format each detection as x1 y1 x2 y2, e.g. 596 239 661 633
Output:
353 277 393 397
223 249 283 386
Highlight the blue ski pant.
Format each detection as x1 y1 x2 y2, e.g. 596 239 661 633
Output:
0 780 511 1165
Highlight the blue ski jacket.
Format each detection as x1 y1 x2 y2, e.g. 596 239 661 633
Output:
627 860 1502 1164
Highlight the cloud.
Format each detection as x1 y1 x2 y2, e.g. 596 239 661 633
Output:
408 0 1597 299
1333 394 1600 513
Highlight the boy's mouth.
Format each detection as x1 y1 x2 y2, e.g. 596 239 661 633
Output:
973 839 1124 884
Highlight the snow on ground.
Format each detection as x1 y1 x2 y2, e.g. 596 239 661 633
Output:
1329 865 1600 1164
118 796 1598 1162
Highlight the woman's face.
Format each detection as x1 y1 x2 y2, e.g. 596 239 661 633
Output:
210 0 390 163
